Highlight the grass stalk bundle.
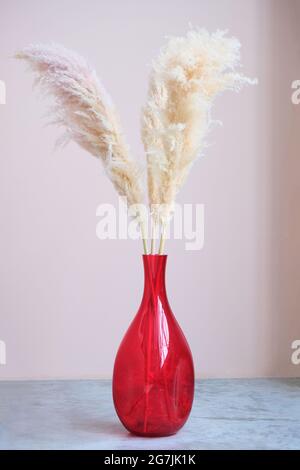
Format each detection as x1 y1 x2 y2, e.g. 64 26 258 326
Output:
17 30 256 254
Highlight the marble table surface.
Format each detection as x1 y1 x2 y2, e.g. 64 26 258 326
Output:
0 378 299 450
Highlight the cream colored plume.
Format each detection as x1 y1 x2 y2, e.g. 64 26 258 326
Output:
16 44 144 212
142 29 257 227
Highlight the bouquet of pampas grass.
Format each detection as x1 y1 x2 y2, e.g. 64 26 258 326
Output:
17 29 256 254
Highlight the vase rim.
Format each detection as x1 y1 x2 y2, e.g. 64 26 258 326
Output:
142 254 167 258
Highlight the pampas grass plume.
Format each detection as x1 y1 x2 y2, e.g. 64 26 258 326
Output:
142 29 257 252
16 44 145 215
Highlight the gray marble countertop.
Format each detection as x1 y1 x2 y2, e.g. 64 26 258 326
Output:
0 378 299 450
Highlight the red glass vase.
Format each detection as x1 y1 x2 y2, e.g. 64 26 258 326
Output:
113 255 194 437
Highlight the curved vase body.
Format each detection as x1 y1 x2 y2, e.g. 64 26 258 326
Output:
113 255 194 437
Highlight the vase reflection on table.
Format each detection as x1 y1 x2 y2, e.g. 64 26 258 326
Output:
113 255 194 437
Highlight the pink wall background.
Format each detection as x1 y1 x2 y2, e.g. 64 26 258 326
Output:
0 0 300 379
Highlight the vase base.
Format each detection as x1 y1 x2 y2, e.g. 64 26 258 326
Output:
128 429 178 438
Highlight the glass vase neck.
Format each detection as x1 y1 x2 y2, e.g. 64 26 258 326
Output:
142 254 167 299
